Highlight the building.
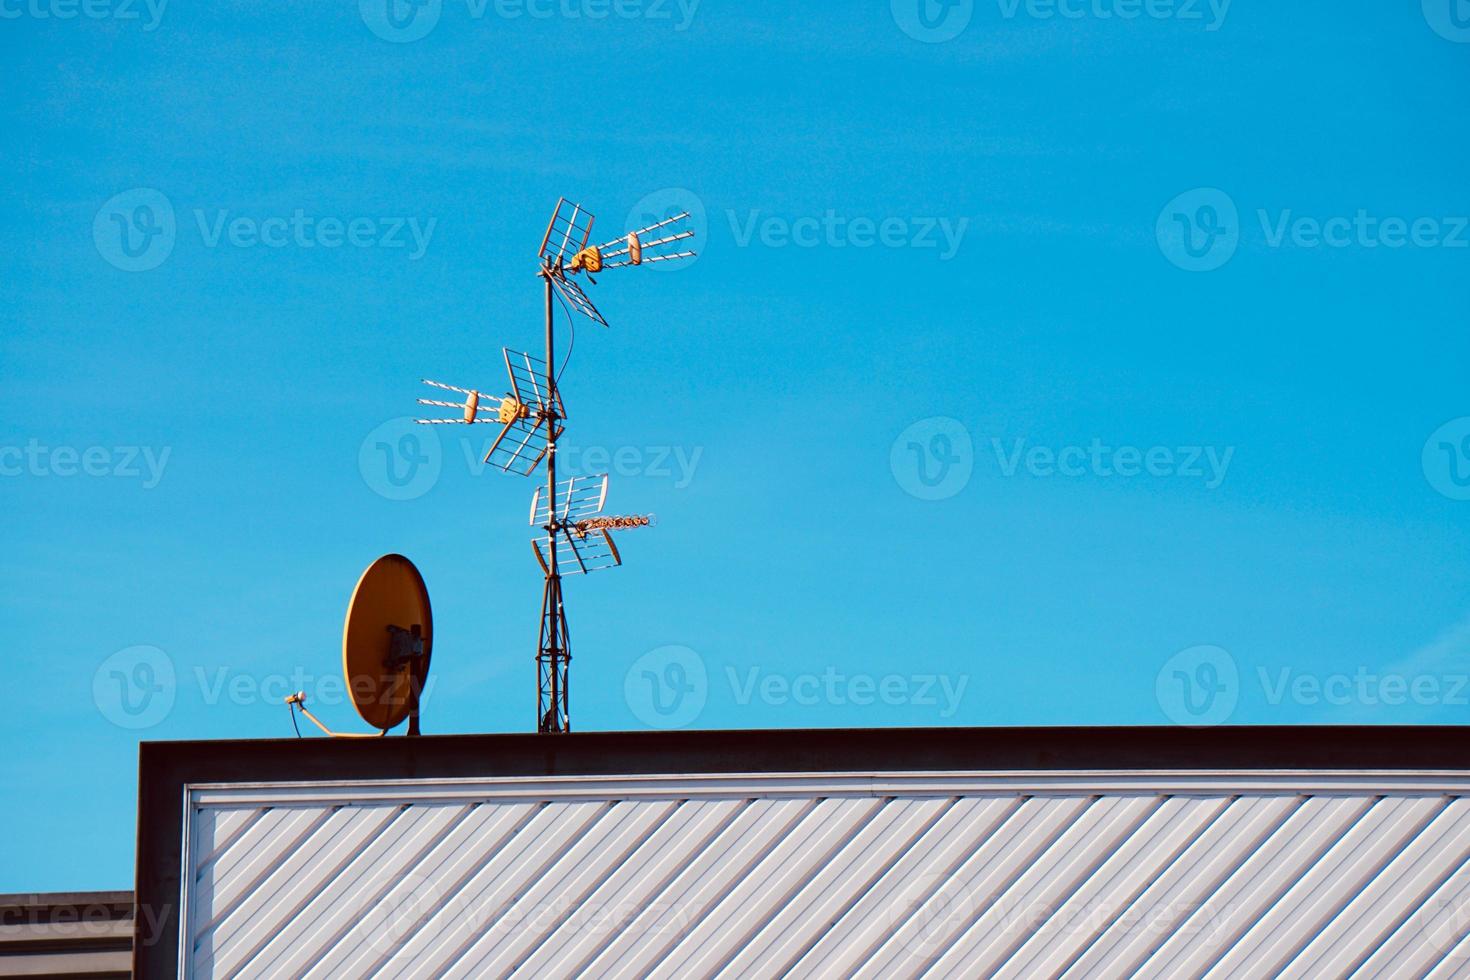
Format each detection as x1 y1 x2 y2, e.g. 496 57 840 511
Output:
0 891 132 978
134 726 1470 978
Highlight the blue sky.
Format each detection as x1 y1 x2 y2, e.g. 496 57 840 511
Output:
3 0 1468 889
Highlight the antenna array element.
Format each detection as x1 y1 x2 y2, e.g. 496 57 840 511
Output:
415 196 696 733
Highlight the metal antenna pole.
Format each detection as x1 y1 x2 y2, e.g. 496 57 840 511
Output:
538 270 571 733
421 199 693 735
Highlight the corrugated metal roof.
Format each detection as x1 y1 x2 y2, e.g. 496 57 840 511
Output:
178 772 1470 979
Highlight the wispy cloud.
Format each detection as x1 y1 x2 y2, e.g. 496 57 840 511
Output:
1336 613 1470 723
1387 614 1470 679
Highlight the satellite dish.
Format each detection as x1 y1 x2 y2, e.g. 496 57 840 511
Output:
283 554 433 738
343 554 433 735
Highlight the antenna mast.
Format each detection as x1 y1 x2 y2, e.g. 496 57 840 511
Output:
415 197 695 733
538 263 569 733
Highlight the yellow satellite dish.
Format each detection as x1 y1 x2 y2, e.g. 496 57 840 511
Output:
343 554 433 734
284 554 432 738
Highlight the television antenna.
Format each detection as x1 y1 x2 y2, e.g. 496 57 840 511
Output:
415 197 694 733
